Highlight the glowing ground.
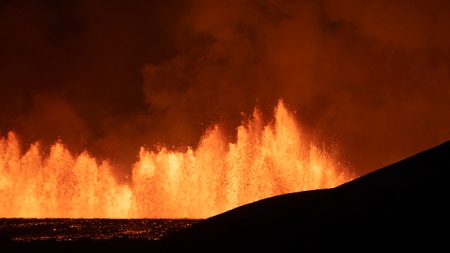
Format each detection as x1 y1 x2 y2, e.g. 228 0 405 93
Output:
0 219 198 241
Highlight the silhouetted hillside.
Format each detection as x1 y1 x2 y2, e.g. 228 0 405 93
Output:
165 141 449 252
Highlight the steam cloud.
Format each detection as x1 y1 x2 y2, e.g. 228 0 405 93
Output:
1 0 449 177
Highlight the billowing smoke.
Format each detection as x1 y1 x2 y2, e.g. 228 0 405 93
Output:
1 0 449 177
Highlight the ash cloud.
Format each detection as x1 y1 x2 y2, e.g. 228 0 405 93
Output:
1 0 449 176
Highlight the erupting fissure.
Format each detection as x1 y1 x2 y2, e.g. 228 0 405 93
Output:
0 100 349 218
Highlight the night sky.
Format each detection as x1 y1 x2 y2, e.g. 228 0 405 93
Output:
1 0 449 176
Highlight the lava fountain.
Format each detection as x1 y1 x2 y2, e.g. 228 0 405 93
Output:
0 100 350 218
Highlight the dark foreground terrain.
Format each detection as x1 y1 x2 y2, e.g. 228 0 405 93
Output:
2 141 449 252
165 141 449 252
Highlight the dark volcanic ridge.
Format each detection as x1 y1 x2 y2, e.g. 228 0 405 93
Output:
165 140 449 251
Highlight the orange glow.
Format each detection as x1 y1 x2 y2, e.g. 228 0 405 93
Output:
0 100 350 218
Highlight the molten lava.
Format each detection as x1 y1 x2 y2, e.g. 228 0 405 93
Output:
0 101 349 218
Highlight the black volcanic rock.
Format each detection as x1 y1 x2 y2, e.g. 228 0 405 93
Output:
164 141 450 252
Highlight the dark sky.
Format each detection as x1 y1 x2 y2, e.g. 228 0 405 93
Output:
1 0 449 176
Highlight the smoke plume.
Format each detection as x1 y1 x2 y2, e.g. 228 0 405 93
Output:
1 0 449 176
